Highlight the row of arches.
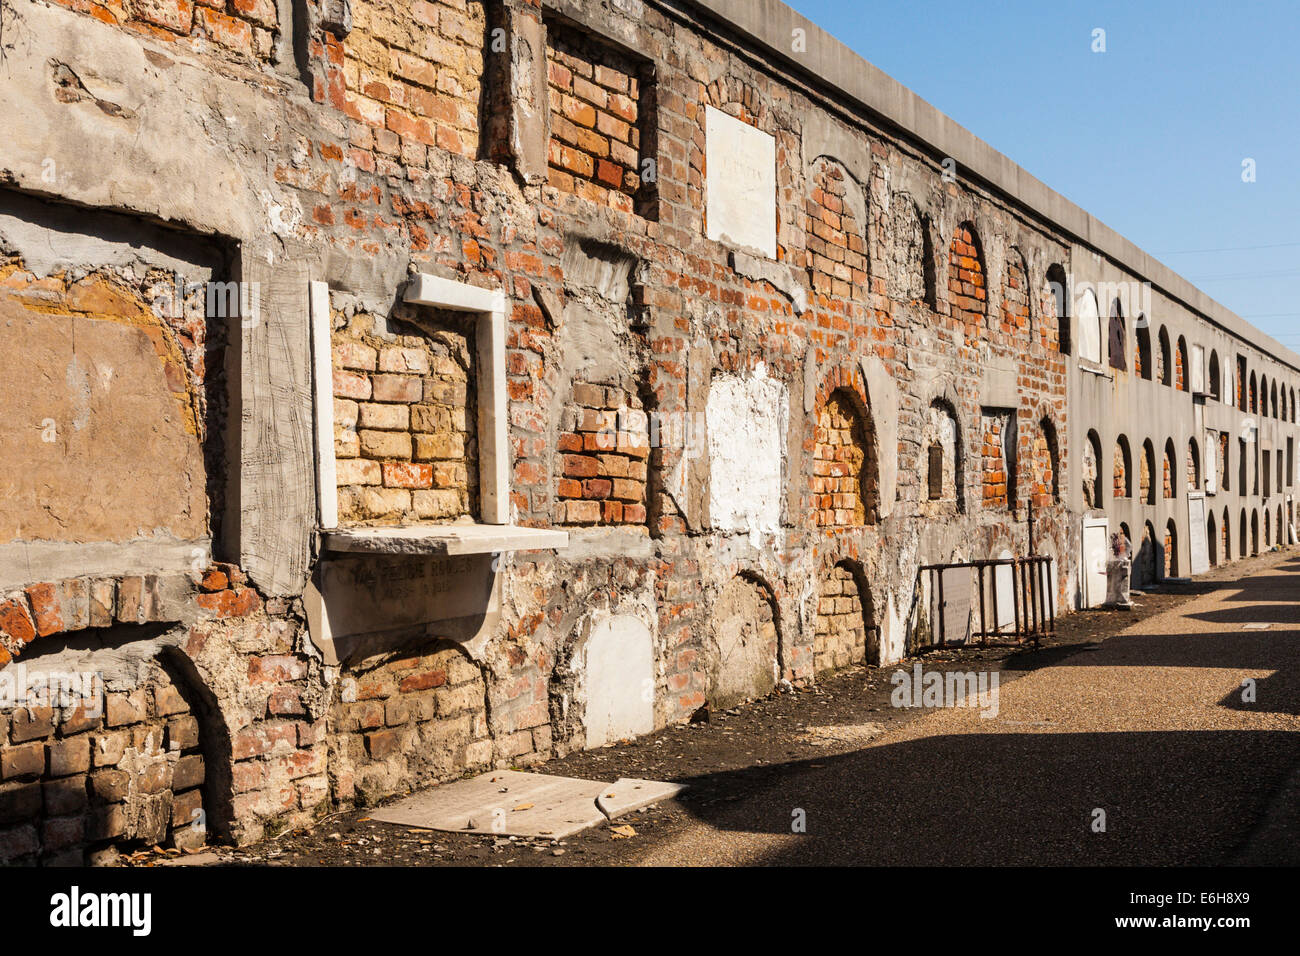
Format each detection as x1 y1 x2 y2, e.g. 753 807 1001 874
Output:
815 383 1062 525
1085 433 1201 508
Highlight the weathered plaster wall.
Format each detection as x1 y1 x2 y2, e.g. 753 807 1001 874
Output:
0 0 1296 865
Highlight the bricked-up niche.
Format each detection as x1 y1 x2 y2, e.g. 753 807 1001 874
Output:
1113 437 1132 499
332 304 478 524
1164 520 1179 577
1187 439 1200 491
995 247 1030 343
806 156 868 300
814 562 876 673
1136 322 1153 380
1043 263 1069 353
1176 336 1189 392
329 642 489 807
1163 439 1177 499
979 409 1017 511
1082 430 1102 509
920 400 963 514
1159 327 1173 386
0 652 215 866
947 222 986 334
1108 299 1127 372
1028 418 1060 506
556 382 650 527
814 390 879 526
1141 439 1156 504
886 194 935 305
336 0 485 160
544 15 657 217
1218 432 1230 491
706 575 779 710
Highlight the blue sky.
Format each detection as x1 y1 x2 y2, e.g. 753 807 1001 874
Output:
785 0 1300 350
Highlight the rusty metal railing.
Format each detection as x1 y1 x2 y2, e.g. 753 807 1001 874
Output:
919 556 1056 649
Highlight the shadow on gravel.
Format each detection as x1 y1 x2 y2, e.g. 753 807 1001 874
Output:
671 729 1299 865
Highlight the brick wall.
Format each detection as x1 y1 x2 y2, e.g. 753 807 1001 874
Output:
330 643 490 806
1140 444 1153 503
996 251 1029 343
555 383 650 526
1027 422 1057 508
980 411 1014 510
332 306 477 524
1113 441 1128 499
806 157 868 301
545 18 653 216
814 563 869 673
813 391 875 526
331 0 484 164
947 223 986 333
1164 447 1174 499
47 0 279 63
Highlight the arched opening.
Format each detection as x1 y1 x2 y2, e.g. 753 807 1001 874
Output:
1250 371 1258 413
1030 416 1060 504
1208 351 1221 400
1083 429 1103 508
1163 439 1177 499
1164 519 1178 578
1044 263 1069 353
805 156 868 300
999 247 1031 341
1279 504 1286 546
1261 374 1269 417
814 387 880 527
1187 437 1200 491
1271 382 1279 419
815 560 877 673
1207 511 1218 566
1239 510 1248 559
1114 436 1132 499
707 574 780 709
947 222 987 333
1265 509 1272 548
1291 387 1296 423
1078 288 1102 364
1158 327 1172 386
1134 521 1158 588
1175 336 1189 392
922 398 963 513
1135 319 1152 380
1222 507 1232 563
1251 510 1260 555
1108 298 1127 371
1140 439 1156 505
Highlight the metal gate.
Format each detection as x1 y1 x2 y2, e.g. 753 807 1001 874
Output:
920 556 1056 649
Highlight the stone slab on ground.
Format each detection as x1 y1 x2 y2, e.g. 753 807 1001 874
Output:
370 769 684 838
595 778 685 820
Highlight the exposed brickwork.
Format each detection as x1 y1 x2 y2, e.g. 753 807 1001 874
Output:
555 383 650 526
1140 442 1154 504
329 643 490 806
813 390 874 526
1113 440 1129 499
332 306 477 524
980 410 1014 510
1187 443 1199 491
1082 435 1100 508
995 250 1029 343
1027 421 1057 508
46 0 278 63
545 18 653 216
814 563 869 673
946 223 986 333
806 157 868 300
0 663 206 865
1164 446 1175 499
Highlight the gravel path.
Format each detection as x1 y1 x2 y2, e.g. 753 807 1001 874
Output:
624 552 1300 866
